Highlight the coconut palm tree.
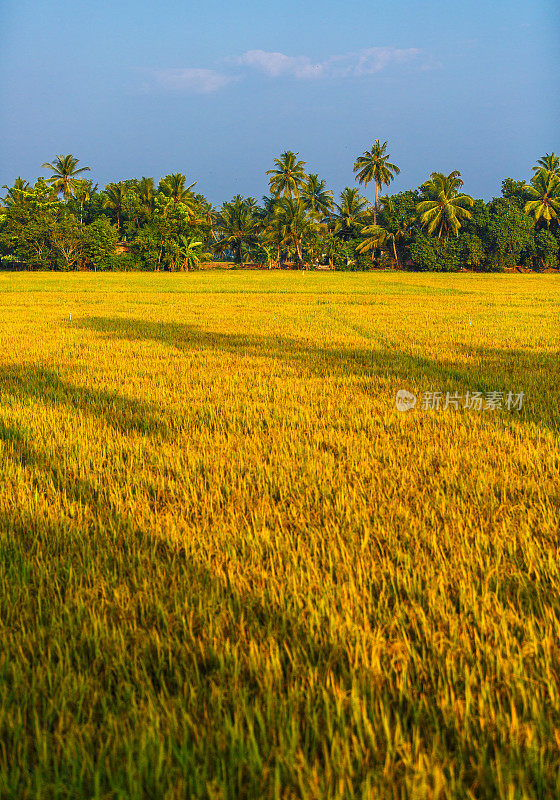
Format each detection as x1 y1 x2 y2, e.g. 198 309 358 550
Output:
102 183 127 232
266 151 307 199
357 222 406 267
214 195 260 264
158 173 200 223
301 174 334 221
72 179 97 225
524 170 560 227
261 204 285 267
159 173 197 204
196 195 216 232
272 197 322 267
246 242 276 269
353 140 400 225
383 227 405 267
356 224 388 264
532 153 559 175
41 154 91 201
416 171 474 237
138 177 155 221
378 196 409 267
1 177 31 206
333 188 370 240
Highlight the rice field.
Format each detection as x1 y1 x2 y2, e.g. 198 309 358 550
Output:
0 270 559 800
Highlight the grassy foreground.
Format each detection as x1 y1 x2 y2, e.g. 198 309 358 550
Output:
0 270 559 800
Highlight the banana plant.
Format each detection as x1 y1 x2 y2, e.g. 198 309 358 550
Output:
177 235 206 270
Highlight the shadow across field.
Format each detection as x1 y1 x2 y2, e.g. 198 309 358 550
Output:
0 413 556 797
0 365 170 439
77 316 559 433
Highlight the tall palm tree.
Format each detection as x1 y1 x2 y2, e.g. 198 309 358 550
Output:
532 153 559 175
301 174 334 221
333 187 370 240
524 170 560 227
416 171 474 237
41 154 91 201
102 183 127 232
266 151 307 199
353 140 400 225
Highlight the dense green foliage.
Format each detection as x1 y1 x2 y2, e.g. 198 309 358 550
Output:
1 148 558 271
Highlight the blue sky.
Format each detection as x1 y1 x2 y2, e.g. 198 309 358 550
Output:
0 0 558 205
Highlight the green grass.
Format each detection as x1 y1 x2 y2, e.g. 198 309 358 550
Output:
0 270 559 799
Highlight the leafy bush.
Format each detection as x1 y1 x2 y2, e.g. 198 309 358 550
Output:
83 217 119 271
534 229 559 269
408 233 461 272
109 253 141 271
458 233 486 270
333 238 372 270
485 200 535 270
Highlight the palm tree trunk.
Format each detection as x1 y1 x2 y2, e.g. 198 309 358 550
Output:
295 238 303 268
374 182 379 226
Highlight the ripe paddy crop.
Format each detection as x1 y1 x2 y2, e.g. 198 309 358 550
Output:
0 270 559 799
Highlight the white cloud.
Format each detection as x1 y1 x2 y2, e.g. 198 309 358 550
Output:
345 47 421 76
237 47 421 80
237 50 325 79
152 68 236 94
147 47 422 95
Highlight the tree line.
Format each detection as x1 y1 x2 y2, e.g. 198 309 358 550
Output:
1 146 558 272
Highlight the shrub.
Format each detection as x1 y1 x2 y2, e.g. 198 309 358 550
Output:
408 233 461 272
534 229 559 269
84 217 119 271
